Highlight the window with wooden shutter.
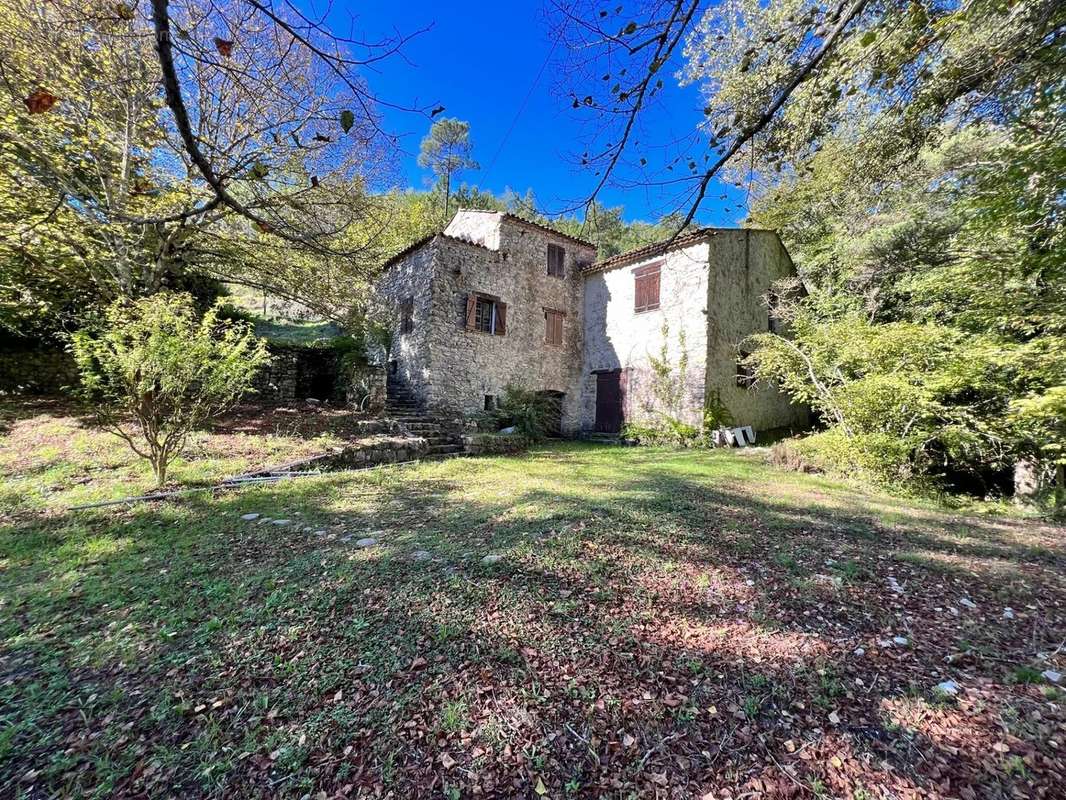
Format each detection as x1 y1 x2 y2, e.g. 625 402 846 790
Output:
399 297 414 334
467 293 506 335
546 244 566 278
633 262 661 313
544 309 564 346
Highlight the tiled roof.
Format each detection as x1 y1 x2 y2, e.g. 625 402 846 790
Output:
584 227 773 274
380 233 490 271
454 208 597 250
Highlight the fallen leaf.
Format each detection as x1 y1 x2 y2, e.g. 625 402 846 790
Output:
534 777 547 795
440 752 455 769
24 89 58 114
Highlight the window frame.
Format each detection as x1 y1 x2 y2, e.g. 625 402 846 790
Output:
399 296 414 335
546 243 566 278
465 292 507 336
633 262 662 314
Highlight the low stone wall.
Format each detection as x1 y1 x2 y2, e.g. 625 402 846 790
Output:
346 365 386 412
322 435 428 468
462 432 532 456
0 348 79 395
249 343 385 409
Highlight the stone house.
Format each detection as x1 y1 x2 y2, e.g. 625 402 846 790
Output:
376 208 806 436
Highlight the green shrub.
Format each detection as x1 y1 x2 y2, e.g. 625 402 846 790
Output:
624 414 703 447
491 385 560 441
72 293 269 486
774 429 931 490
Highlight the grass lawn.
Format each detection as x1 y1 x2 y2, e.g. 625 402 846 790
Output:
2 405 1065 798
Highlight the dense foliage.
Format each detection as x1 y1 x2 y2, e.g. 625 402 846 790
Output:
72 294 269 486
675 0 1066 501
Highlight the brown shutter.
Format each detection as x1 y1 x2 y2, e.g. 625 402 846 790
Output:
465 294 477 330
495 302 507 335
555 312 563 345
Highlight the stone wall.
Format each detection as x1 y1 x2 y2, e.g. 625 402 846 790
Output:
250 344 378 407
0 347 79 395
251 347 298 402
579 230 807 433
443 209 503 249
346 364 386 412
462 432 532 455
376 212 596 434
580 241 711 429
376 242 439 403
704 230 808 431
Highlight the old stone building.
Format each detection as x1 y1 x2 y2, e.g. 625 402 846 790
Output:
376 208 807 436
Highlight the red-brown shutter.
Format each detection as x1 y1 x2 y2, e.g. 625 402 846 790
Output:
465 294 477 330
495 302 506 335
634 263 661 312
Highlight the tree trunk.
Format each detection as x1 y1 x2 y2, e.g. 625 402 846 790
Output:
444 173 450 222
1056 463 1065 513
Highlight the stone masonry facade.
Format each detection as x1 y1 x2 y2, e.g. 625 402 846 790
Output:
376 209 808 436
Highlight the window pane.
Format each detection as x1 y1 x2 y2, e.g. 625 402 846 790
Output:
474 297 495 333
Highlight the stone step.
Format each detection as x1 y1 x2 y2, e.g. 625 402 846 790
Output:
428 444 465 455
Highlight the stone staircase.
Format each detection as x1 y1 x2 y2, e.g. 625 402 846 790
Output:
386 375 466 458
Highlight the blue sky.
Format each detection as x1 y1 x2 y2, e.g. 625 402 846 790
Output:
332 0 744 225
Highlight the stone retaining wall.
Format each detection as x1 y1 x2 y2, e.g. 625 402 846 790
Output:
462 432 532 456
250 344 385 409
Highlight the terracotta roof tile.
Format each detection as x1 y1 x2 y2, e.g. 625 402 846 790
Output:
380 233 491 271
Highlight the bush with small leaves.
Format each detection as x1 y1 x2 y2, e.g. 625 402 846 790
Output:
72 293 270 486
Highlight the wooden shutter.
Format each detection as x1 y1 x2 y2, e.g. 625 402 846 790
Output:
465 294 477 330
547 244 565 277
633 263 661 312
495 302 506 335
544 310 563 345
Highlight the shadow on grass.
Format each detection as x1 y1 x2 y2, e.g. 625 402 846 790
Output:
1 444 1063 797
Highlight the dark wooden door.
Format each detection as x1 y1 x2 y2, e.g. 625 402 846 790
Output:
595 371 623 433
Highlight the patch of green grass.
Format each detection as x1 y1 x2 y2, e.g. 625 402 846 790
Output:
439 700 469 734
1009 665 1044 685
1 405 1060 798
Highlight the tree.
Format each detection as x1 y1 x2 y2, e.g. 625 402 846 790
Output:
72 293 269 486
0 0 427 334
418 118 479 219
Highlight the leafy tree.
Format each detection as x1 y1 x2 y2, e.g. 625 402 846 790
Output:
418 118 480 219
72 293 269 486
0 0 423 335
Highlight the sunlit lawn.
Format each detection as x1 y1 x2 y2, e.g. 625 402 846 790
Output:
2 403 1064 798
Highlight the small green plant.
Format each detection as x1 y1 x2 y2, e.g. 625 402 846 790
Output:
702 389 734 432
439 700 469 734
1009 665 1043 684
741 694 761 718
1003 754 1028 777
72 293 269 486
